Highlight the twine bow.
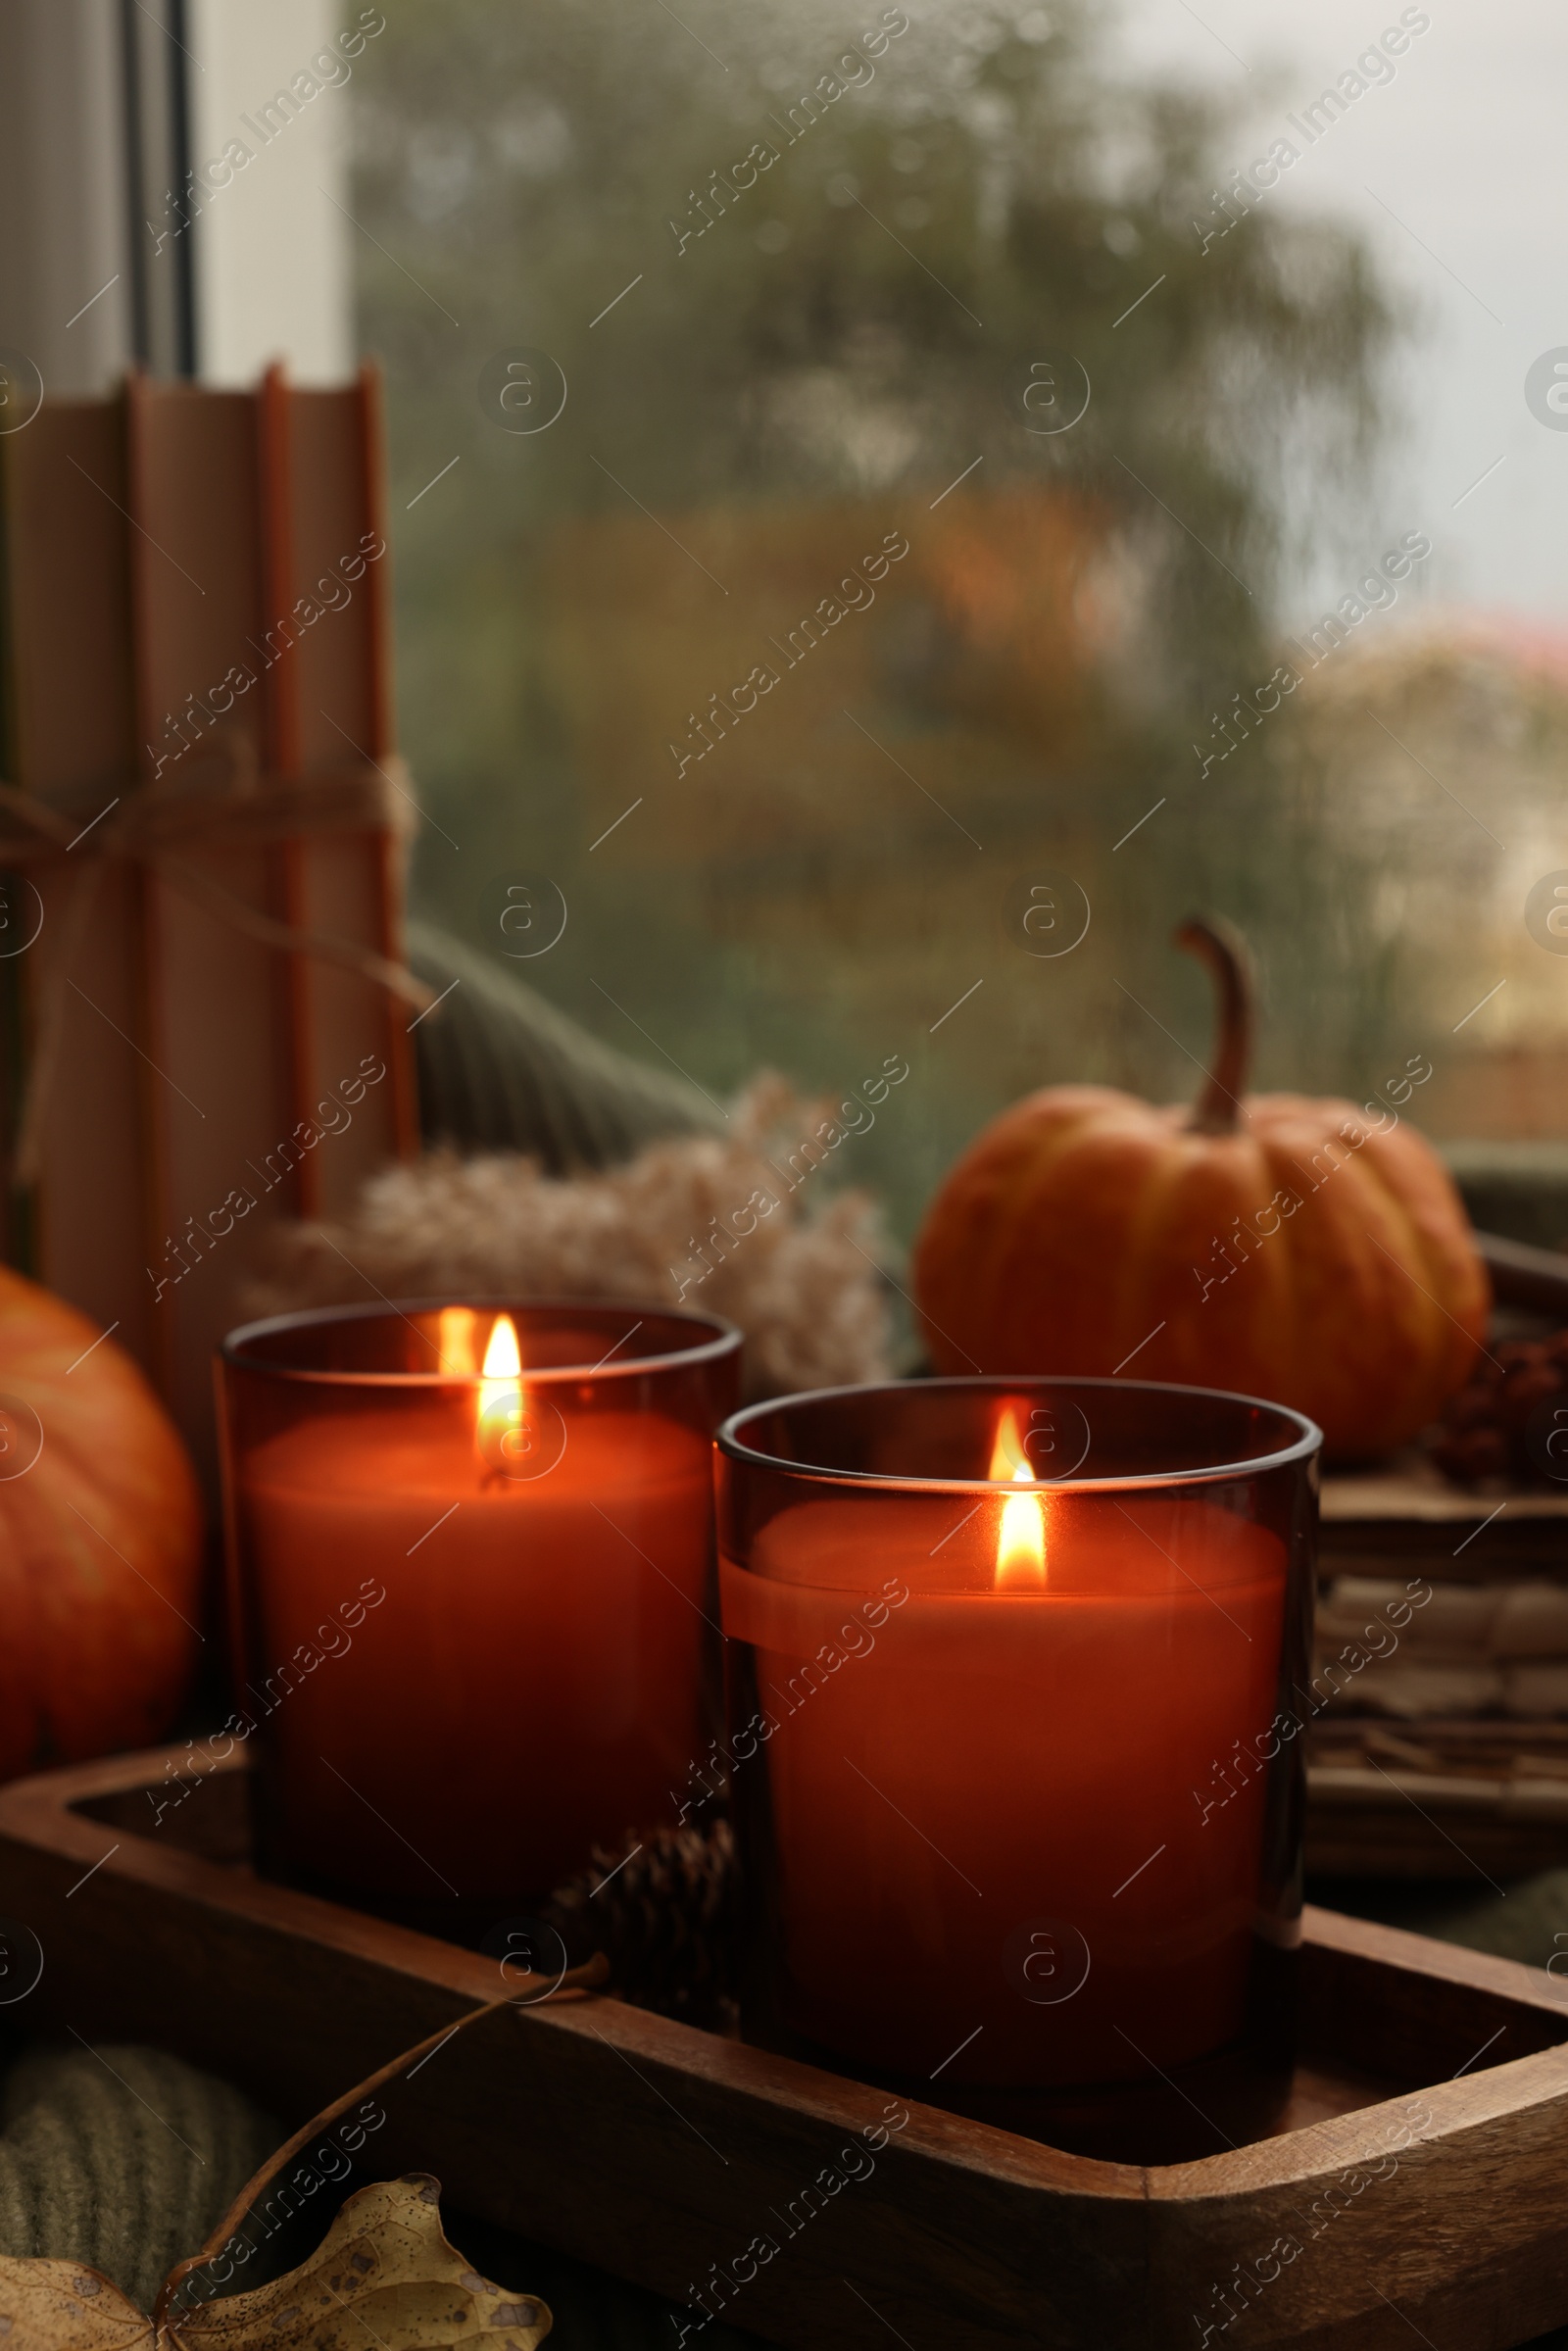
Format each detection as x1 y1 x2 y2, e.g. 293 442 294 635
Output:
0 731 435 1188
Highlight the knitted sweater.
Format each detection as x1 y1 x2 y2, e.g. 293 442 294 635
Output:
0 2044 275 2314
407 925 723 1171
0 2043 760 2345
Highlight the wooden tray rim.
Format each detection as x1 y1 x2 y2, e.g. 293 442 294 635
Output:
9 1743 1568 2210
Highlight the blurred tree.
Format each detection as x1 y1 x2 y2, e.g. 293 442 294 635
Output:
349 0 1406 1236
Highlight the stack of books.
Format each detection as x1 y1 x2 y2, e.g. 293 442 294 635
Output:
0 366 418 1479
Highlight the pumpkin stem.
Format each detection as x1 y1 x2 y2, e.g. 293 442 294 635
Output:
1174 915 1253 1135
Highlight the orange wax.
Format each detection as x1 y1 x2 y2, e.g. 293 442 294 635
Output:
722 1493 1287 2086
240 1398 711 1901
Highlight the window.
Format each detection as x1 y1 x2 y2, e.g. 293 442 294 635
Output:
352 0 1559 1238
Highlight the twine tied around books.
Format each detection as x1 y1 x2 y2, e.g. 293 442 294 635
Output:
0 733 436 1188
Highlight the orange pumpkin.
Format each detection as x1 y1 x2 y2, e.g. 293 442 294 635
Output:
0 1266 202 1778
912 919 1489 1462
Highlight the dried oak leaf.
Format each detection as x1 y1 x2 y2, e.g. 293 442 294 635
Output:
167 2177 549 2351
0 1967 601 2351
0 2178 549 2351
0 2257 150 2351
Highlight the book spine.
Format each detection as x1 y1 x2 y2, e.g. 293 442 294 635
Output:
258 363 321 1216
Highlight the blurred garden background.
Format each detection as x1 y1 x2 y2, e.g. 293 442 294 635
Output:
345 0 1568 1242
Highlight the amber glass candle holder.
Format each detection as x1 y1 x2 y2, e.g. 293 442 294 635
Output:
716 1376 1319 2160
219 1299 741 1930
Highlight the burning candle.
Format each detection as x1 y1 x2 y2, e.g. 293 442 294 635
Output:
717 1378 1316 2104
219 1301 741 1920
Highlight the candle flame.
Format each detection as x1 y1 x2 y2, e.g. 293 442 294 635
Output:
482 1314 521 1383
477 1312 526 1474
438 1305 479 1376
991 1406 1046 1591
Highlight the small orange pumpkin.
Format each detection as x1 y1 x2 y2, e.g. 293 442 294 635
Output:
0 1267 202 1779
912 919 1489 1461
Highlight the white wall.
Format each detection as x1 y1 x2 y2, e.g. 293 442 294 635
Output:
0 0 135 398
0 0 357 397
185 0 358 385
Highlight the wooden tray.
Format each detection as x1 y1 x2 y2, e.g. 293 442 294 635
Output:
5 1746 1568 2349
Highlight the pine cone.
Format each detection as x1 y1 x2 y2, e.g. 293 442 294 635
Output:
1429 1333 1568 1487
542 1820 735 2030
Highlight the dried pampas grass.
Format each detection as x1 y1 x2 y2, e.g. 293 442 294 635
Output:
247 1078 896 1400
